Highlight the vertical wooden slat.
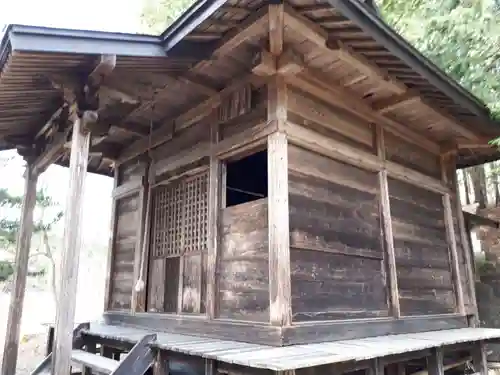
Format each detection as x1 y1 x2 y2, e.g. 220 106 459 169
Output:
1 164 38 375
441 155 465 315
452 166 478 323
153 352 168 375
268 132 291 326
103 167 119 311
207 119 221 319
51 117 91 375
472 341 488 375
367 358 384 375
427 347 444 375
132 160 150 312
269 3 284 56
376 126 400 318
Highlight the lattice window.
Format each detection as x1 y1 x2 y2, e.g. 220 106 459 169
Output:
151 171 208 258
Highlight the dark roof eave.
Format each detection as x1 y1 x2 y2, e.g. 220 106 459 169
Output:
160 0 228 51
2 24 166 58
330 0 497 126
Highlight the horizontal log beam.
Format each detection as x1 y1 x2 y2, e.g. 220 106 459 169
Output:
32 55 117 175
117 73 266 164
285 67 441 154
285 121 450 195
112 179 142 200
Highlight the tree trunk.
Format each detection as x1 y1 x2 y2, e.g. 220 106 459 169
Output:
43 230 58 307
462 169 471 205
468 165 488 209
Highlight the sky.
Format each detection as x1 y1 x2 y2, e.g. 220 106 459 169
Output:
0 0 142 33
0 0 146 244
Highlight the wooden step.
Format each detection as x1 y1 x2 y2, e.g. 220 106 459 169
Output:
71 350 120 374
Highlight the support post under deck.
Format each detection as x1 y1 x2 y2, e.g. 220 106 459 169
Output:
51 116 91 375
1 164 38 375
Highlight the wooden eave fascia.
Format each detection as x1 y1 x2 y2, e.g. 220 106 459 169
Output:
283 4 481 141
283 5 405 94
6 25 164 57
121 7 268 127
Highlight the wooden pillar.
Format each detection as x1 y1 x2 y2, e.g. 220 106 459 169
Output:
51 116 91 375
441 155 465 315
452 168 478 324
1 164 38 375
376 126 400 318
267 131 291 326
132 160 151 313
103 168 119 311
472 341 488 375
206 120 221 319
427 348 444 375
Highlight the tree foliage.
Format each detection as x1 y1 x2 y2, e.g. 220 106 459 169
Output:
376 0 500 120
140 0 196 34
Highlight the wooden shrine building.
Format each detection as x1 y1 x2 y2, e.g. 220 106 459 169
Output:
2 1 500 375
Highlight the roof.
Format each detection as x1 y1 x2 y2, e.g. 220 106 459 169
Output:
85 322 500 371
0 0 499 175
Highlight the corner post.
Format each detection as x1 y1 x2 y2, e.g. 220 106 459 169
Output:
51 114 91 375
1 164 38 375
207 115 222 319
441 154 465 315
376 126 400 318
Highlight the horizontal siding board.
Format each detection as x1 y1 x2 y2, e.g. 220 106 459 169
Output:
218 199 269 322
388 177 456 316
288 146 387 322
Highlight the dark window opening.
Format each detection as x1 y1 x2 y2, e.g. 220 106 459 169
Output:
226 149 268 207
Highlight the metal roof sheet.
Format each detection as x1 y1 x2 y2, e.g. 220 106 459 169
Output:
85 323 500 371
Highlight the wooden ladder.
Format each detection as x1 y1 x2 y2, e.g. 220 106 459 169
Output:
30 324 157 375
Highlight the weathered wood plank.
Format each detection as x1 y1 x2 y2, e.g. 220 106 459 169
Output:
182 254 203 314
290 248 388 321
147 258 166 312
268 132 292 326
207 119 221 319
218 199 269 322
287 88 374 149
51 117 91 375
384 131 441 179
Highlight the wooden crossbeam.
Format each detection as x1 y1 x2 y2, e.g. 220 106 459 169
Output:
117 73 266 164
372 91 420 114
122 7 268 126
284 64 441 154
283 5 405 93
284 5 480 140
32 55 116 175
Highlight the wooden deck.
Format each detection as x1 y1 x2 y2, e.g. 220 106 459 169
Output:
83 323 500 371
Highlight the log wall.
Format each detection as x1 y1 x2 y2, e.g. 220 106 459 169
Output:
285 83 466 323
388 177 456 315
288 145 388 321
217 199 269 322
108 158 146 310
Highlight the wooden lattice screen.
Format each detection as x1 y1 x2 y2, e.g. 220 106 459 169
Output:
151 171 209 258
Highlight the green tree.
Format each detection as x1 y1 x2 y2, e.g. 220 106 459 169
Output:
376 0 500 120
140 0 196 34
0 156 63 302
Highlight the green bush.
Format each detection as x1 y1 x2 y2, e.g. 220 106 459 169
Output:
0 261 14 281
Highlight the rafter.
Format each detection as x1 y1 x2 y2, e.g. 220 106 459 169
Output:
118 73 266 164
371 91 420 114
284 65 441 153
283 5 405 93
121 6 269 128
32 55 117 175
269 3 284 56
